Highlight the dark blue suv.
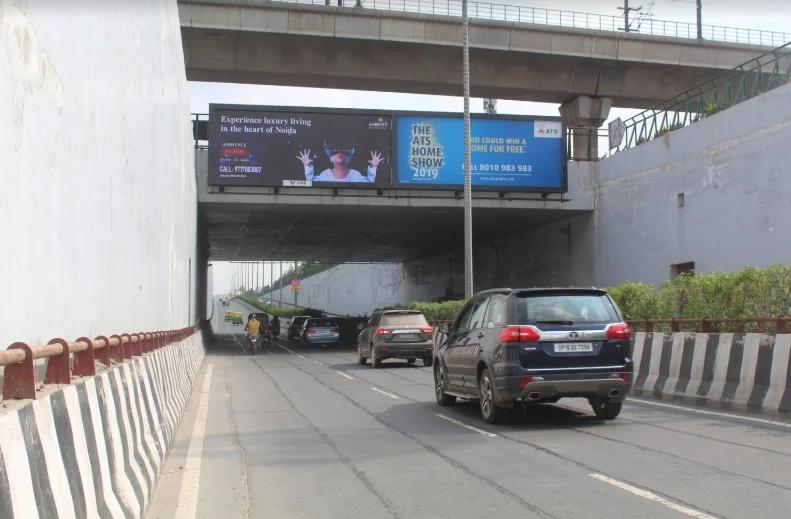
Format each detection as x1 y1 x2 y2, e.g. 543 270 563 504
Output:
434 288 633 424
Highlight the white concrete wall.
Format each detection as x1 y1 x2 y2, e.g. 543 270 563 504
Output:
0 0 196 348
594 82 791 287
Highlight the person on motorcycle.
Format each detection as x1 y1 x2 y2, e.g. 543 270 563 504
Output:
270 315 281 337
245 316 261 348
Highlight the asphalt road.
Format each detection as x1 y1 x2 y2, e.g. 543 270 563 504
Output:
146 298 791 519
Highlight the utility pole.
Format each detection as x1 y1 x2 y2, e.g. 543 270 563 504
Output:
696 0 702 39
279 260 283 307
618 0 641 33
462 0 473 299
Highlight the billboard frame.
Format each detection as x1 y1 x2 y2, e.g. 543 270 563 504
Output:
391 110 568 194
207 104 568 194
207 103 396 189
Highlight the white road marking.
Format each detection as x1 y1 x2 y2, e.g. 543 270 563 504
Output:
299 355 306 359
314 361 325 366
174 365 214 519
629 398 791 428
337 371 354 380
436 414 498 437
275 343 297 355
589 474 718 519
371 387 400 399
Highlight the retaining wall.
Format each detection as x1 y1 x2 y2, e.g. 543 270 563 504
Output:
0 332 205 519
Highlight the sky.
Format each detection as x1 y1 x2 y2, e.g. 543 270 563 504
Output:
193 0 791 296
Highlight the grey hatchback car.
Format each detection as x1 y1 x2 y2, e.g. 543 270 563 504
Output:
357 310 435 368
434 287 634 424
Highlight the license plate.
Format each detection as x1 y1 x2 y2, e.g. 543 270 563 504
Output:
396 334 418 340
317 330 328 334
554 342 593 353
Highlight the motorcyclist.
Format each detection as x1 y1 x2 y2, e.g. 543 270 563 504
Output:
270 315 281 337
245 316 261 350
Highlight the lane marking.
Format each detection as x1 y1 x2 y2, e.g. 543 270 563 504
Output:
174 365 214 519
299 355 306 359
314 361 325 367
589 474 718 518
337 371 354 380
436 414 497 437
629 398 791 429
371 387 400 399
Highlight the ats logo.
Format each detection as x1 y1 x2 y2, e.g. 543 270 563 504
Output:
534 121 562 138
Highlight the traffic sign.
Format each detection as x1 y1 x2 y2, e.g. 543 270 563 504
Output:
291 279 301 292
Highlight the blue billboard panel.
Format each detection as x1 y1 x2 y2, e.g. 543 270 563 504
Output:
396 116 565 191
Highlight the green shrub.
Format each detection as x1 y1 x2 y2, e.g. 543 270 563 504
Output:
393 265 791 331
234 295 312 318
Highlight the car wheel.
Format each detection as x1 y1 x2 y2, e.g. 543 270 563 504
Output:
357 346 367 365
371 346 382 369
422 356 434 367
434 363 456 406
406 358 416 364
479 369 506 424
590 398 622 420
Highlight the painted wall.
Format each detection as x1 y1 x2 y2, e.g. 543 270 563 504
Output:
0 0 197 349
594 82 791 287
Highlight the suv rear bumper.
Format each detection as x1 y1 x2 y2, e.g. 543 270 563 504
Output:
495 371 632 405
374 341 433 359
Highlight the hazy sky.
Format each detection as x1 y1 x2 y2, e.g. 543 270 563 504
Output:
193 0 791 295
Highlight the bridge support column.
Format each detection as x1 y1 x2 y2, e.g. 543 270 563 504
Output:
559 96 612 161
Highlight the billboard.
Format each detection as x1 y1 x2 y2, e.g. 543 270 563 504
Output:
208 105 393 187
395 115 566 192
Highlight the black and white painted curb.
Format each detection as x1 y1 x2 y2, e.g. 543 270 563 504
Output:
632 332 791 416
433 329 791 416
0 333 205 519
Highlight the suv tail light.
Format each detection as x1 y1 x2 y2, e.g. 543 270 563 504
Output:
606 323 632 340
420 326 433 334
499 325 541 343
375 327 392 336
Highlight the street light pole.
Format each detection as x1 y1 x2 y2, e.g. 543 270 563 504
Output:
462 0 473 299
696 0 702 39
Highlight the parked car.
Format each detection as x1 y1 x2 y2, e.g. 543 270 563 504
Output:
434 287 633 424
357 310 434 368
287 316 311 340
300 318 341 347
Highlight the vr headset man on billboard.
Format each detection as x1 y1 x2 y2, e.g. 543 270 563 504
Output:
296 138 384 183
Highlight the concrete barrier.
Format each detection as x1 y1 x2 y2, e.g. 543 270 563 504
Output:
0 332 205 519
432 329 791 417
632 332 791 416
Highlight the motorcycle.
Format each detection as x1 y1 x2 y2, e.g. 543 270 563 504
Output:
249 333 260 355
262 327 272 344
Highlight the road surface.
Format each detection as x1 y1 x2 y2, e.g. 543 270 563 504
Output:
146 298 791 518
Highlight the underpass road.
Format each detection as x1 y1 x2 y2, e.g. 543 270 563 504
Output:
146 299 791 519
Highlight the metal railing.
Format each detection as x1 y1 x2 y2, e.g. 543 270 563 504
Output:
280 0 791 47
0 325 199 400
613 41 791 152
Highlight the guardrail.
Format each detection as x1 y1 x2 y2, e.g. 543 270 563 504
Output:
0 325 199 400
613 41 791 153
279 0 791 47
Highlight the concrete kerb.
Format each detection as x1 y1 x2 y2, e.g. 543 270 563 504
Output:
0 332 207 519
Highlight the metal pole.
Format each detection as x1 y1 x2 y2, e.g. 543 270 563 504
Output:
462 0 474 299
294 260 298 309
696 0 702 39
279 260 283 307
270 261 274 304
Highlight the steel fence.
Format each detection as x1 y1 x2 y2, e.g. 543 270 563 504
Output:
281 0 791 47
613 41 791 152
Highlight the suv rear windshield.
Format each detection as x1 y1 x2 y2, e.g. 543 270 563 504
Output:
381 312 428 326
516 292 620 324
306 319 337 328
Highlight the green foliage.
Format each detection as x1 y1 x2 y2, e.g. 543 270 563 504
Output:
235 295 311 318
376 299 469 321
261 262 340 294
393 265 791 331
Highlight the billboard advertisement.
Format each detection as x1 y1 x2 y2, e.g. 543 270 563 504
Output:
208 105 393 187
395 115 566 192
